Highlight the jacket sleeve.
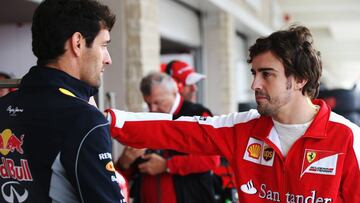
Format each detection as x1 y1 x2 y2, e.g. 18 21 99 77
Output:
64 123 126 203
167 155 220 175
106 109 260 162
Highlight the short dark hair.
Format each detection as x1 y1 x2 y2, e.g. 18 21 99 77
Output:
248 25 322 99
32 0 116 66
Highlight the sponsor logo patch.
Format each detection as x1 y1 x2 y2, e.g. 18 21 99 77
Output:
240 179 257 194
263 146 274 161
105 161 115 172
306 151 316 163
240 180 333 202
198 116 207 121
243 137 275 166
6 106 23 117
301 149 341 178
0 158 33 181
98 152 112 160
0 129 24 156
1 181 28 203
247 144 261 159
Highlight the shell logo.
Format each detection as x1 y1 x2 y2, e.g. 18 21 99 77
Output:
247 143 261 159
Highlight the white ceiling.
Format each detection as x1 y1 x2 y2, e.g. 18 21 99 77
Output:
278 0 360 88
180 0 360 88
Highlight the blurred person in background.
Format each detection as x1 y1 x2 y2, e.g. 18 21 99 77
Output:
164 60 238 202
165 60 205 103
116 72 219 203
0 72 13 97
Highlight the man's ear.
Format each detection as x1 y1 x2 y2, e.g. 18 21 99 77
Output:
70 32 85 57
295 78 308 90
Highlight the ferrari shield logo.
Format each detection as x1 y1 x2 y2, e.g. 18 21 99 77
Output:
306 151 316 163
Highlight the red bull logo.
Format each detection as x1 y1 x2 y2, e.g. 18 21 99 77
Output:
0 129 24 156
0 158 33 181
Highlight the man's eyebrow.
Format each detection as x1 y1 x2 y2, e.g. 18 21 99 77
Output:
258 67 277 72
251 67 277 72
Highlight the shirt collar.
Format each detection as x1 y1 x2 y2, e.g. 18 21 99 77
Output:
169 93 183 114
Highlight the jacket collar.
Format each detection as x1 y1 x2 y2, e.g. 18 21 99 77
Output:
20 66 98 101
251 99 330 140
170 93 183 115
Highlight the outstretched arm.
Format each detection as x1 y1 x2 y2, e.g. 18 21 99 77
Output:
105 109 260 162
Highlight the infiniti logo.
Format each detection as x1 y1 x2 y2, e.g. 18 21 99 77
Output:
1 181 28 203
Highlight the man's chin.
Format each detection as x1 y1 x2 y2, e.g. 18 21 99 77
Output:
257 105 270 116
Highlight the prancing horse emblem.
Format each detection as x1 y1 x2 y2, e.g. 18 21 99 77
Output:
306 151 316 163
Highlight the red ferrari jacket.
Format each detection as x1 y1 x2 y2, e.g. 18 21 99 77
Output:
107 99 360 203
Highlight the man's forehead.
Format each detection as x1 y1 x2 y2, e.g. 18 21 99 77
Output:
96 29 111 41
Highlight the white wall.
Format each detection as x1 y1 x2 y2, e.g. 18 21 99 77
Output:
101 0 126 110
159 0 201 47
0 23 36 78
234 35 253 103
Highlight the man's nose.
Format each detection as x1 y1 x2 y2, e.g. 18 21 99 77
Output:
251 76 262 91
104 50 112 65
149 104 158 112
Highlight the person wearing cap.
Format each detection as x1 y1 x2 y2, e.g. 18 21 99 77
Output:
165 60 206 103
116 72 220 203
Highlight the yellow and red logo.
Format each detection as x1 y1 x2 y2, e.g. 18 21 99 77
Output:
247 143 261 159
105 161 116 172
301 149 340 177
306 151 316 163
0 129 24 156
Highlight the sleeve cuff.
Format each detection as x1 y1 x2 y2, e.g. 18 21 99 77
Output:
104 109 125 129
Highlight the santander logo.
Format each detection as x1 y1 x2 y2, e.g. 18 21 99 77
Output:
240 180 257 194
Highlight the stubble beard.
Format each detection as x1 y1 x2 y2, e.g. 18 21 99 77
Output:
255 90 273 116
257 101 275 116
257 79 292 116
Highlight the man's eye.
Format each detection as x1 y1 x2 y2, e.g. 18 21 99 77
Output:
263 72 270 77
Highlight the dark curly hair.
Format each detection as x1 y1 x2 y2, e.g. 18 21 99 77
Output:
248 25 322 99
32 0 116 66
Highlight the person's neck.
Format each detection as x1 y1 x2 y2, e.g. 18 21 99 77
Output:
46 57 80 80
272 97 318 124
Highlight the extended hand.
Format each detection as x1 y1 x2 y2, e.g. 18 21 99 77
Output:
138 153 167 175
117 146 146 170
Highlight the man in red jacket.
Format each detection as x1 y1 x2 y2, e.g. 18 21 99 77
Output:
116 72 219 203
107 25 360 202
